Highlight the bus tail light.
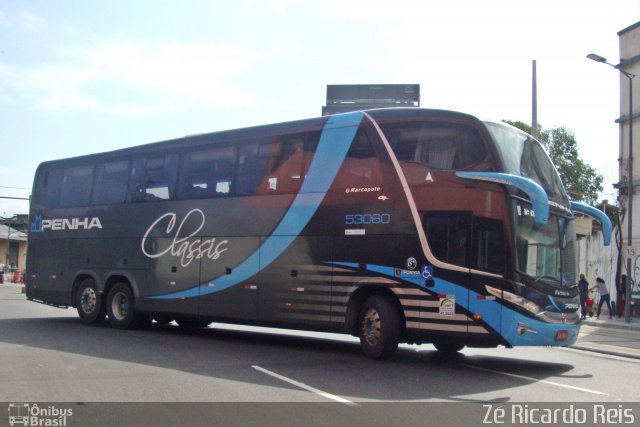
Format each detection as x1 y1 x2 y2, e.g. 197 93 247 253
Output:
555 330 569 342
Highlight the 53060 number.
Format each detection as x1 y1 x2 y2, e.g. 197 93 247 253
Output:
345 213 391 225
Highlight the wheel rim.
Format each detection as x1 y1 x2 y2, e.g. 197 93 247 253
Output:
362 307 381 346
111 291 129 321
80 287 97 314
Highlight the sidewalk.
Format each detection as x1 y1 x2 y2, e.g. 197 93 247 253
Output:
572 314 640 359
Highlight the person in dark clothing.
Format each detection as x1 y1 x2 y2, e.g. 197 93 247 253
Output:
616 275 627 318
578 274 589 320
591 277 613 319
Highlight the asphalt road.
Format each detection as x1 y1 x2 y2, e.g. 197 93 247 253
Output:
1 284 639 425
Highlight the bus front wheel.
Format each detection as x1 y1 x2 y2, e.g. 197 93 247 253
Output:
76 278 106 324
107 283 149 329
358 295 401 359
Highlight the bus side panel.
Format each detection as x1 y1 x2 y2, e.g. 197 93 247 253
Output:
198 236 261 321
133 236 200 316
27 237 72 306
259 236 333 326
68 238 149 270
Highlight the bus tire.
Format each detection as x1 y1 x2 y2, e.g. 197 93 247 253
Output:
358 295 401 359
76 278 106 324
107 282 149 329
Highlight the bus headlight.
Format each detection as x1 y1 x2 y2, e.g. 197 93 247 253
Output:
485 285 542 315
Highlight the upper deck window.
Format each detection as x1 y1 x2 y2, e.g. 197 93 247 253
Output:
129 154 179 202
60 165 94 207
382 122 488 170
237 135 308 196
485 122 568 201
178 147 235 199
92 160 130 205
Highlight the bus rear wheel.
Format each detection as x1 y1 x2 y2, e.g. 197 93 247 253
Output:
107 283 149 329
76 278 106 324
358 295 401 359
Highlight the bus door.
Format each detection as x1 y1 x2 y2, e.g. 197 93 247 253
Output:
422 211 470 337
466 216 506 339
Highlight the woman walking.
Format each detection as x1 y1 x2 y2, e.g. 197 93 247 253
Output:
590 277 613 319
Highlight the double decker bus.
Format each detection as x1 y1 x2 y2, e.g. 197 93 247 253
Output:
26 108 612 359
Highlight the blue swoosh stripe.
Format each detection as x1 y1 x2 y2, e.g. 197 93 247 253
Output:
149 112 363 300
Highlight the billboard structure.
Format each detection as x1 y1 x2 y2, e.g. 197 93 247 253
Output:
322 84 420 115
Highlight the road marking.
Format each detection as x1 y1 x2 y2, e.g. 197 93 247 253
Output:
252 365 356 405
461 363 608 396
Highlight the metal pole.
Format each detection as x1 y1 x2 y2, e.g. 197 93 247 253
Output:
532 60 538 139
625 74 634 323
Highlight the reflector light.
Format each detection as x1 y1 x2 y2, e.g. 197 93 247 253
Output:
472 314 483 321
555 330 569 341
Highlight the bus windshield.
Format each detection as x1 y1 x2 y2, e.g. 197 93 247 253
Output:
485 122 568 202
513 200 577 288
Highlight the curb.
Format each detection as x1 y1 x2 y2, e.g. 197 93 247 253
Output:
571 343 640 360
581 319 640 332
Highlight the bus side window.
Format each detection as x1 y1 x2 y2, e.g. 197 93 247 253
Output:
178 147 236 199
300 131 320 184
471 217 504 275
129 154 179 202
337 130 381 188
34 168 63 209
92 160 130 205
237 143 267 196
385 123 490 171
424 211 470 268
60 165 95 207
259 138 304 194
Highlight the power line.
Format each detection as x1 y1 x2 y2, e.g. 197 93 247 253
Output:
0 185 30 190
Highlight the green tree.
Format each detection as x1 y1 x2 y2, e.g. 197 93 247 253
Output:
503 120 604 205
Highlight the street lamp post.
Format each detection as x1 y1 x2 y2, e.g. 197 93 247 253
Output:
588 53 636 323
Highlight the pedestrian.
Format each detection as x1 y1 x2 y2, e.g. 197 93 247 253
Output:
0 261 4 284
590 277 613 319
578 273 589 320
616 275 626 318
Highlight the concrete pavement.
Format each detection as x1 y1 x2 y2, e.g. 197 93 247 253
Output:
572 313 640 359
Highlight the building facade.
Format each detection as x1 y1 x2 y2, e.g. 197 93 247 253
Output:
0 224 27 276
617 22 640 301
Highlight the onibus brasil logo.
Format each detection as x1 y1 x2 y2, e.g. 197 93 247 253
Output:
8 403 73 426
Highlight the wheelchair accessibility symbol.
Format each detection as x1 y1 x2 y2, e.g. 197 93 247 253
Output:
421 265 433 279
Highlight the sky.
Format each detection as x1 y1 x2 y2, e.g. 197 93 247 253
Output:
1 0 639 217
